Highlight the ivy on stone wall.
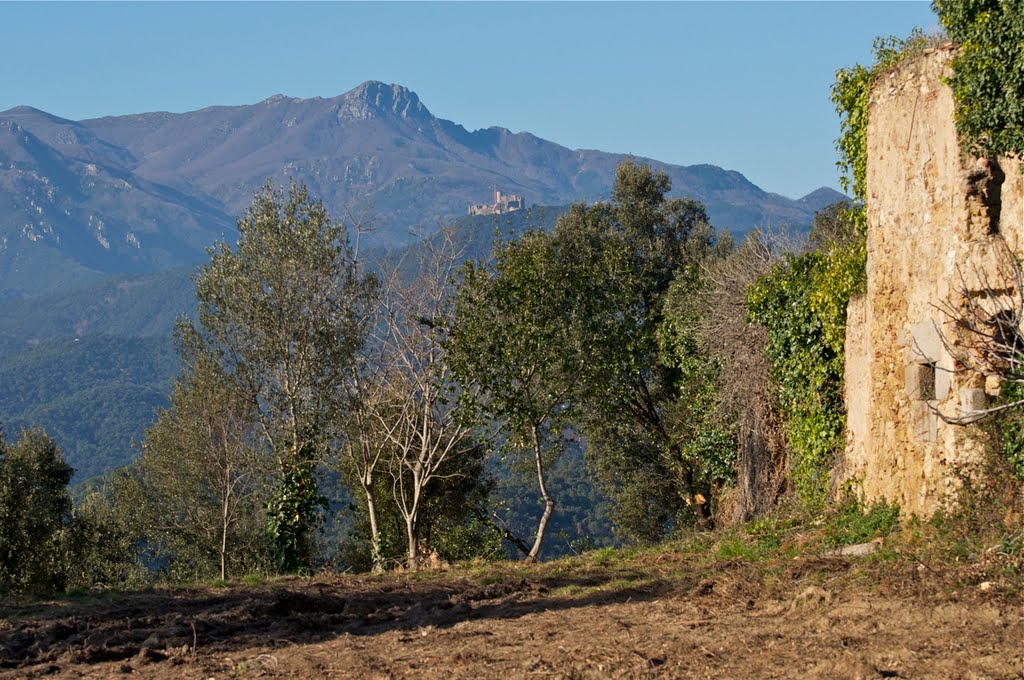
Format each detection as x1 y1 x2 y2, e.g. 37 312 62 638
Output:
744 33 932 508
935 0 1024 159
831 30 931 206
997 380 1024 482
746 208 866 507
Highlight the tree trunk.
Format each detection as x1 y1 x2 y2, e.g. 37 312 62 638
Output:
220 474 231 581
364 484 384 573
527 424 555 562
405 514 418 570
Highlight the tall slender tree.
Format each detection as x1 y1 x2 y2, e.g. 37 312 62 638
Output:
187 181 376 572
449 230 599 560
136 347 270 581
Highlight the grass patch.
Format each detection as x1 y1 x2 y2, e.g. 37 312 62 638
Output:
822 499 900 548
715 537 766 561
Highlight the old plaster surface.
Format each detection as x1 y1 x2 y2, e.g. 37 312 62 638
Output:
842 46 1024 516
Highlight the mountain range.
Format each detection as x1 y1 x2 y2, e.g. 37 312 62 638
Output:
0 81 846 483
0 80 843 298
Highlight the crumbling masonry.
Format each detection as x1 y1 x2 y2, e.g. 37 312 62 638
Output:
841 46 1024 516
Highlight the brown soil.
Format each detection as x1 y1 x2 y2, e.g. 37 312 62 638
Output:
1 552 1021 679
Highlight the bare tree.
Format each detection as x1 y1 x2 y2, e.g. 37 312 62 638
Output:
935 233 1024 424
365 228 479 569
336 295 403 572
697 229 791 521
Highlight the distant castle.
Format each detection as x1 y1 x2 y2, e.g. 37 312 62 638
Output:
468 186 524 216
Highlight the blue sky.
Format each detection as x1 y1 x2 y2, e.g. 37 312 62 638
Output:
0 2 937 199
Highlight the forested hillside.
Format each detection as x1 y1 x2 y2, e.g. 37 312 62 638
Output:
0 207 563 483
0 335 176 481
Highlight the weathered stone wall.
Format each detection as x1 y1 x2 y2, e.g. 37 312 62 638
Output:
841 46 1024 516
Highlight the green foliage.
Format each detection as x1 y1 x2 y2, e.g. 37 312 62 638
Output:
490 445 616 559
431 516 505 564
715 536 773 561
449 228 594 558
832 30 931 202
451 230 583 444
64 478 150 591
0 335 176 481
266 459 325 574
823 498 901 548
336 443 498 570
747 204 866 507
991 379 1024 482
935 0 1024 158
0 266 196 355
0 428 73 594
660 274 738 500
134 352 272 582
549 161 732 542
191 181 375 573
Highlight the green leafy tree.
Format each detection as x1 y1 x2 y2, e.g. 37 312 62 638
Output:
0 427 73 594
659 272 738 512
450 230 596 560
553 161 730 541
935 0 1024 158
188 182 375 572
746 204 866 506
135 349 272 581
65 473 149 591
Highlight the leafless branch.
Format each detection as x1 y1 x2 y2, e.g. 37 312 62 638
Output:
934 233 1024 424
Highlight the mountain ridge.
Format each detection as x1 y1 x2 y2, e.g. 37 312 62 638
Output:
1 80 845 297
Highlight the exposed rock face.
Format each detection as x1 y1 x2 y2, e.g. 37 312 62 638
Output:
842 46 1024 515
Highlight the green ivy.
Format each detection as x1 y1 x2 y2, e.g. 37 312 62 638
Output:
831 30 931 203
265 458 326 574
994 380 1024 482
746 237 866 507
746 32 929 508
935 0 1024 158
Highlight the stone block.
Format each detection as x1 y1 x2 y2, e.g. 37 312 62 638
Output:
905 363 935 400
935 366 951 401
911 401 937 442
960 388 988 415
985 374 1001 398
909 321 944 363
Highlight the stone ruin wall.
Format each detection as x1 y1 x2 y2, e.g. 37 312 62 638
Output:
842 46 1024 516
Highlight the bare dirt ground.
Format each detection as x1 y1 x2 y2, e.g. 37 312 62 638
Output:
1 550 1021 679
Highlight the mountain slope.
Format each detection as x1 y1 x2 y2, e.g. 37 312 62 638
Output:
0 335 177 481
1 82 843 291
76 81 840 243
0 119 233 297
0 207 566 480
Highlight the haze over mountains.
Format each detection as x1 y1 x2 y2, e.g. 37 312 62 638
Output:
1 80 843 298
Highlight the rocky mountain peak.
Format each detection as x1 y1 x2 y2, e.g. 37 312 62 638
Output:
338 81 430 122
261 94 293 105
